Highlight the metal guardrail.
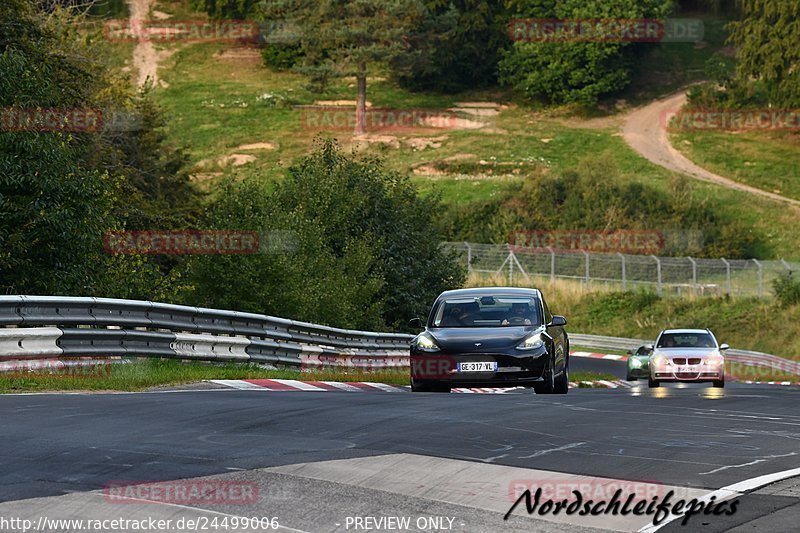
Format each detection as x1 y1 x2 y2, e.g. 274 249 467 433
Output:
571 333 800 375
1 296 795 376
0 296 413 369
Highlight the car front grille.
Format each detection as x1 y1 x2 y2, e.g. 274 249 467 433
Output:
672 358 686 365
688 358 702 365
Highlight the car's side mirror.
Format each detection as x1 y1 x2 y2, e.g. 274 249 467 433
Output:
408 317 423 329
626 349 634 356
719 343 730 351
548 315 567 327
645 344 654 351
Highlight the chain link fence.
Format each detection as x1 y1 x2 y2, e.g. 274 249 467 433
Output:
445 242 800 298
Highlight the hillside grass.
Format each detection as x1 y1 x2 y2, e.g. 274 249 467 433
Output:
551 291 800 361
142 30 800 258
671 130 800 201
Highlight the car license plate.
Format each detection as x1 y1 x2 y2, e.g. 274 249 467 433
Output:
457 362 497 372
679 366 695 373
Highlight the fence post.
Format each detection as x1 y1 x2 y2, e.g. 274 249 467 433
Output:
651 255 662 296
616 252 627 291
464 241 472 274
548 247 555 286
583 251 590 289
781 259 792 271
752 258 763 298
721 258 731 295
508 250 513 285
688 256 697 295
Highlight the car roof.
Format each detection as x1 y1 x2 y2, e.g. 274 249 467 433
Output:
659 328 712 334
436 287 542 299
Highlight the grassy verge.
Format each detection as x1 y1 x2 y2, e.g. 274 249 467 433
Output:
0 359 620 393
0 359 408 393
571 371 619 383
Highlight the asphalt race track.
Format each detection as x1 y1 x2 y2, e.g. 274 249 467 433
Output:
0 357 798 533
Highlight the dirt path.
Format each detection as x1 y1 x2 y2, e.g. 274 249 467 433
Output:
129 0 159 87
622 90 800 209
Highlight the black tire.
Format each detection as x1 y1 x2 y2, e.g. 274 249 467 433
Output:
434 383 452 393
554 363 569 394
712 379 725 388
648 377 660 388
626 372 637 381
534 359 555 394
411 379 430 392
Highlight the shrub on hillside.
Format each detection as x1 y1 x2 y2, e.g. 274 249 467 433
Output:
773 272 800 307
436 152 761 259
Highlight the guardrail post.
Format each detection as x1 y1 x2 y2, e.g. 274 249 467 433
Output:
583 251 590 289
721 258 731 295
687 256 697 295
617 252 626 291
752 258 763 297
650 255 662 296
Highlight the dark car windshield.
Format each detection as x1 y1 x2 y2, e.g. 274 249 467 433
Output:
430 295 541 328
656 332 716 348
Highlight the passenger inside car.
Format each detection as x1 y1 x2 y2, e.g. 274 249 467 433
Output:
441 302 479 327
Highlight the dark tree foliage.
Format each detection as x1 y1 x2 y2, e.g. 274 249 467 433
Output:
727 0 800 108
188 140 465 330
390 0 511 92
0 0 198 298
189 0 257 19
499 0 672 105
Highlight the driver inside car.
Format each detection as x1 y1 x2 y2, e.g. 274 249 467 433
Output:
502 303 532 326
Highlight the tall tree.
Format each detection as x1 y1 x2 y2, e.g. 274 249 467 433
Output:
499 0 672 105
259 1 435 134
728 0 800 108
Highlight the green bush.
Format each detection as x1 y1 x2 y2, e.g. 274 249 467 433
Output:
499 0 672 105
187 140 465 330
189 0 256 19
436 152 761 258
261 43 303 71
773 272 800 307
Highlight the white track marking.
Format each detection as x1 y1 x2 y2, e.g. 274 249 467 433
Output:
270 379 327 391
639 466 800 532
207 379 265 390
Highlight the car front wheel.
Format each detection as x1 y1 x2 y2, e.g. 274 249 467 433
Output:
553 364 569 394
648 377 660 388
534 359 555 394
712 379 724 388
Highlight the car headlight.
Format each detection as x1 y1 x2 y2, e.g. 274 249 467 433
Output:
705 355 724 366
516 333 544 351
415 333 440 353
652 355 668 367
630 358 642 368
